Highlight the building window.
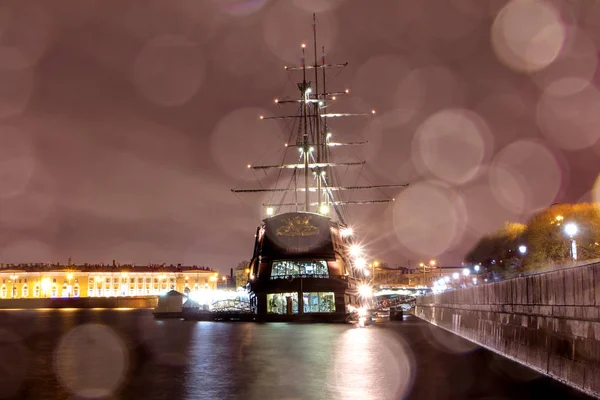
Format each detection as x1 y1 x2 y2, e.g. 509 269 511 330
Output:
73 285 80 297
267 293 299 314
22 285 28 297
302 292 335 313
0 285 6 298
34 285 40 297
270 260 329 279
51 285 57 298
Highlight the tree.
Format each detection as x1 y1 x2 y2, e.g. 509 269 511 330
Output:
236 260 250 270
465 222 526 279
523 203 600 271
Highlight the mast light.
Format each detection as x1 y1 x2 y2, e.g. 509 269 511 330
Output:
326 132 332 139
332 96 336 100
320 204 329 215
345 89 349 94
274 98 279 103
266 207 274 216
371 109 376 114
301 43 306 48
259 115 264 120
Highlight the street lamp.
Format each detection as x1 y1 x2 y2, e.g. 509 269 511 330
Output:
564 222 578 261
518 245 527 255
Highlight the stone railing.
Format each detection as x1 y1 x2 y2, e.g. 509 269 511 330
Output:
414 262 600 398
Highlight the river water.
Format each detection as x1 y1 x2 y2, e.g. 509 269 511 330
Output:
0 309 591 399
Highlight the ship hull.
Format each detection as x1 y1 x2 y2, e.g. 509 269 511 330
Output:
246 212 359 323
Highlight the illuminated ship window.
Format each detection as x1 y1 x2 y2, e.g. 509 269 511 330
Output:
302 292 336 313
267 293 299 314
270 260 328 279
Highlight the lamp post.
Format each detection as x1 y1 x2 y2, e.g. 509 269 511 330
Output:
564 222 578 262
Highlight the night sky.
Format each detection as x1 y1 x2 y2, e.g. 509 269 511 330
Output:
1 0 599 273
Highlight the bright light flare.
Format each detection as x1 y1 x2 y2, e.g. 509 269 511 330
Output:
358 285 373 298
354 257 367 269
462 268 470 276
319 204 329 214
349 244 362 257
266 207 274 216
340 227 353 238
564 222 578 237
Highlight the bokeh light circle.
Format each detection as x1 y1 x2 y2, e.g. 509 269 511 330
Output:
491 0 565 73
392 181 467 257
132 34 205 107
531 28 597 96
536 81 600 151
55 324 129 399
333 328 413 399
413 109 492 185
490 139 562 212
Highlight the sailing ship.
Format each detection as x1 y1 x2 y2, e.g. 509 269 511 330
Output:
232 15 408 322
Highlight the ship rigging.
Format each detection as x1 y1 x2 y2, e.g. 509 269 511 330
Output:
232 14 408 225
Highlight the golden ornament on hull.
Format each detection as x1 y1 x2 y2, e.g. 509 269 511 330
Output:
276 215 320 237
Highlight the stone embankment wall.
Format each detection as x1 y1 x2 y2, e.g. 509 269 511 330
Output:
0 296 158 309
414 262 600 398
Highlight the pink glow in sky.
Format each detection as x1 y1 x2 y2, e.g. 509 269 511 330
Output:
0 0 599 272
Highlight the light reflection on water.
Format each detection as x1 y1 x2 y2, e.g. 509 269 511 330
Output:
0 309 592 399
182 322 412 399
0 310 413 399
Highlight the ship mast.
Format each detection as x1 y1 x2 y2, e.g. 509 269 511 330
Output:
301 43 310 212
232 14 409 223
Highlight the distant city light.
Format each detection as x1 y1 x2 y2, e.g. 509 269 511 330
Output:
518 245 527 254
452 273 459 280
462 268 470 276
474 265 480 272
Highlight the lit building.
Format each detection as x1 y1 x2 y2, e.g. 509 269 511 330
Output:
0 264 218 299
